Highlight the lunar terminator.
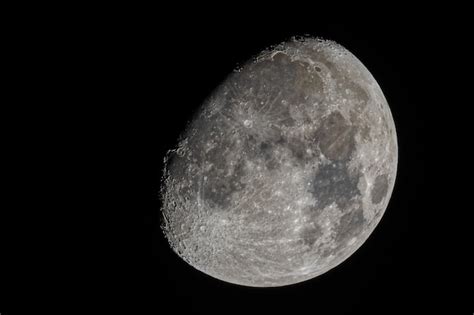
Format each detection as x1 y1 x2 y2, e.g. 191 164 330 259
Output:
160 37 397 287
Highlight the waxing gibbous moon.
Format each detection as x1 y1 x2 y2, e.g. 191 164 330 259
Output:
160 37 398 287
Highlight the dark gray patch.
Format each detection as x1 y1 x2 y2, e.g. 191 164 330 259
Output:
258 141 279 170
259 141 271 155
243 136 281 171
371 174 389 204
265 159 279 170
243 134 260 158
202 159 246 209
246 126 285 148
315 111 356 161
201 137 247 209
345 80 369 113
320 248 332 258
287 137 313 165
334 207 366 245
289 140 305 161
310 162 360 210
300 224 323 247
301 205 324 222
359 125 370 141
264 125 286 144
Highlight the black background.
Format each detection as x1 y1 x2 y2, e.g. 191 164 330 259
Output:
1 8 470 315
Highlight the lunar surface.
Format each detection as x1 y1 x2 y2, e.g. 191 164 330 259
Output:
160 37 397 287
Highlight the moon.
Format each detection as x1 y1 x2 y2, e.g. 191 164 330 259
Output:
160 37 397 287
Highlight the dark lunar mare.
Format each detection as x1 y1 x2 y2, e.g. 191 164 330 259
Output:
310 162 361 210
371 174 389 204
334 207 365 248
315 111 357 161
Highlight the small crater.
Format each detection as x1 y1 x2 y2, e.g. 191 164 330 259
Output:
371 174 389 204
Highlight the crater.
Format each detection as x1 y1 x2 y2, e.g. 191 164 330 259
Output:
315 111 356 161
300 224 323 247
310 161 361 210
371 174 389 204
